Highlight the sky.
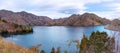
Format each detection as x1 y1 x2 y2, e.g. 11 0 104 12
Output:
0 0 120 19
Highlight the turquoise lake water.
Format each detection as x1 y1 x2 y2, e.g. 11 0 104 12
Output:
4 26 117 53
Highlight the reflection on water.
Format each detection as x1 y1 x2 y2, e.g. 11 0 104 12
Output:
3 26 118 53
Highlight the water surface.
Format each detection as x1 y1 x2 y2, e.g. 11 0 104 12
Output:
4 26 116 53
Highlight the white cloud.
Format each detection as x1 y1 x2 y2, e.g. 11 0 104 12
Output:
91 11 119 20
96 2 120 20
107 3 120 12
0 0 119 19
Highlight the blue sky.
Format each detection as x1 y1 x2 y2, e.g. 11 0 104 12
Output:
0 0 120 19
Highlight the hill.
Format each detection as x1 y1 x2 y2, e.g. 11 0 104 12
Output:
0 17 33 37
53 13 110 26
0 10 111 26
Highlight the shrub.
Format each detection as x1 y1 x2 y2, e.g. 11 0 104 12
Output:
79 31 114 53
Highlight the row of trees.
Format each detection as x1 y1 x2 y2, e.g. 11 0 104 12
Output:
13 23 33 33
51 47 61 53
28 47 62 53
0 26 33 35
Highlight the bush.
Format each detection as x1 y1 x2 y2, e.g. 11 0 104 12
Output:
51 47 55 53
79 31 114 53
0 30 8 35
41 50 45 53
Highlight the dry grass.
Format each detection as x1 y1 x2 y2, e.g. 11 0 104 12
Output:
0 36 40 53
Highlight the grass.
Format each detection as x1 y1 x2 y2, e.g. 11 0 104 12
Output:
0 36 39 53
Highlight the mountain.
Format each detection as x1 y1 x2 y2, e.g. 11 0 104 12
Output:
16 11 54 26
0 10 111 26
0 10 54 26
106 19 120 31
53 13 110 26
0 18 33 36
0 10 28 25
111 19 120 26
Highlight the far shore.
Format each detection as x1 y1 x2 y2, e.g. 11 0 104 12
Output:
104 25 120 31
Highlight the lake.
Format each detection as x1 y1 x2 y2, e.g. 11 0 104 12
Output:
3 26 117 53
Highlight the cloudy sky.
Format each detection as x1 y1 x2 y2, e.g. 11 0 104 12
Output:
0 0 120 19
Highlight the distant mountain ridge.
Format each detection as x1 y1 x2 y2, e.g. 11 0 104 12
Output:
53 13 110 26
16 11 54 26
0 10 28 25
106 19 120 31
0 10 54 26
0 9 112 26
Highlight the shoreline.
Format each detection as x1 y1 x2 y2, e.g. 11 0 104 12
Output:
104 25 120 31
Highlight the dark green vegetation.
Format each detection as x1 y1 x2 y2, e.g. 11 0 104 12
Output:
50 47 61 53
80 31 115 53
0 25 33 35
12 24 33 34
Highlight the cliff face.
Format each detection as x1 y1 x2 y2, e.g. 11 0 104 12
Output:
0 10 111 26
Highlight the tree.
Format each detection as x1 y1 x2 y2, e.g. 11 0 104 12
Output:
40 50 45 53
64 50 68 53
80 35 90 53
51 47 55 53
56 47 61 53
0 16 1 20
79 31 113 53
